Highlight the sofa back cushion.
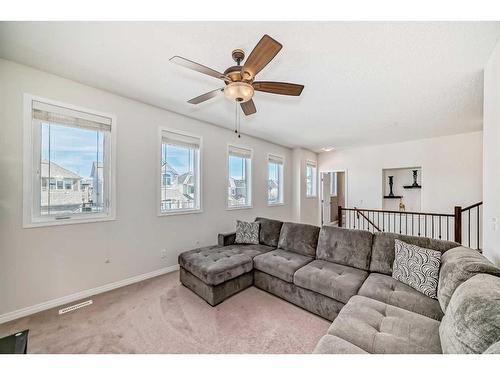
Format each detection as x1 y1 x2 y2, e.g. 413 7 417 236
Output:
438 246 500 312
255 217 283 247
370 232 458 275
439 274 500 354
277 222 320 257
316 226 373 270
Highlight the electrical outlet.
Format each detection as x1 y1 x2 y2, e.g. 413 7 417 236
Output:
160 249 167 259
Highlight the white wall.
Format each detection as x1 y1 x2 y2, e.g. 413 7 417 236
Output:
318 131 483 214
291 148 319 225
483 39 500 266
0 59 294 317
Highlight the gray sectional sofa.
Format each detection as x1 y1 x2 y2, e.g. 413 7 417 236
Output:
178 217 500 354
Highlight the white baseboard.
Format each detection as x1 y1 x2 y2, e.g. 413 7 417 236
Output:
0 264 179 324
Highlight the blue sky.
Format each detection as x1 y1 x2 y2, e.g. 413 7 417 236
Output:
41 123 103 178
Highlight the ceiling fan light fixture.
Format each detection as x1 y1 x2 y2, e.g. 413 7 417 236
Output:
224 82 254 103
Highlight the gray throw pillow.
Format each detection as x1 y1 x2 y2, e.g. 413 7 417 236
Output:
392 239 441 299
235 220 260 244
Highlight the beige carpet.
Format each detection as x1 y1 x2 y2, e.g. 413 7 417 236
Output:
0 271 330 353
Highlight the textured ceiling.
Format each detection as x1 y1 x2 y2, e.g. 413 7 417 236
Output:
1 21 499 151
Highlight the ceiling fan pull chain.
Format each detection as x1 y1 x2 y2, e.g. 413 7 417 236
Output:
234 103 238 134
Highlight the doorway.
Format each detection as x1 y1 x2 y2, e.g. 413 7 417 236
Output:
320 171 347 226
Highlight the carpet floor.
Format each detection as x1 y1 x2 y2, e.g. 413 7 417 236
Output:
0 271 330 353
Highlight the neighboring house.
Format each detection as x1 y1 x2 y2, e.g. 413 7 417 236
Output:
268 179 279 202
40 160 88 214
160 161 194 210
90 161 104 209
228 177 247 206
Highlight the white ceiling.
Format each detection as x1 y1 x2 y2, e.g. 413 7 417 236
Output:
1 22 499 151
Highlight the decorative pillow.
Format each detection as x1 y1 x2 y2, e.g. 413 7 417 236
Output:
392 239 441 299
235 220 260 245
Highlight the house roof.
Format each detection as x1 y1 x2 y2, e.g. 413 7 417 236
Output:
41 160 81 179
161 160 178 176
178 172 193 185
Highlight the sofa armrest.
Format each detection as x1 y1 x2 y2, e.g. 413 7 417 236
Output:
218 232 236 246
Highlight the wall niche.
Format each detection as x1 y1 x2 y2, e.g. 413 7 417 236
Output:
382 167 422 212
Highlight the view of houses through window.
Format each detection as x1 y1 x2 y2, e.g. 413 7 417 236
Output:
228 145 252 208
306 161 317 197
34 102 111 220
268 155 284 204
160 130 200 213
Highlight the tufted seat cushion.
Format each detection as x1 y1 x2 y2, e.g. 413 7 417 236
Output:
327 295 442 354
358 273 444 321
179 244 273 286
253 249 313 283
294 260 368 303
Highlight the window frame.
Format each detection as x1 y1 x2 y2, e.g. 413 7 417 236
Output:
23 94 117 228
267 153 285 206
226 144 253 210
157 127 203 217
306 160 318 198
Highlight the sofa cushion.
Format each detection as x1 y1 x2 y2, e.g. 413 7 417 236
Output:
235 220 260 244
277 222 320 257
437 246 500 312
328 295 442 354
484 341 500 354
294 260 368 303
370 232 458 275
316 226 373 270
358 273 444 321
313 335 368 354
439 274 500 354
392 239 441 299
179 246 252 286
253 249 313 283
255 217 283 247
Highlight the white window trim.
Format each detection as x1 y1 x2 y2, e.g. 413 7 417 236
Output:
226 143 253 210
306 160 318 198
267 153 285 206
23 94 117 228
157 126 203 217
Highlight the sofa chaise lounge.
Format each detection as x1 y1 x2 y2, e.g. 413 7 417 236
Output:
178 217 500 354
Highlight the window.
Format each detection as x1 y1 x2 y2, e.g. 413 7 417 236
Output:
268 154 284 205
159 129 201 215
306 161 317 197
227 145 252 208
23 96 115 227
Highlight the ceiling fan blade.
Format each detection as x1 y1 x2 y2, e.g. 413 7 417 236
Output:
242 35 283 80
187 88 223 104
240 100 257 116
170 56 228 81
253 81 304 96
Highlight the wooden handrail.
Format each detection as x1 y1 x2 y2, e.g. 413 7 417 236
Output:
354 207 381 231
342 207 454 217
461 201 483 212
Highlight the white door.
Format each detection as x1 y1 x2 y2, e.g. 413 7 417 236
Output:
321 172 331 225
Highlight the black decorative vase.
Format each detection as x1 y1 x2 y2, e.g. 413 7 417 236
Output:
388 176 395 197
412 170 419 187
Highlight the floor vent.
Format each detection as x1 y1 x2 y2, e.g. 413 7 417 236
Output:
58 300 93 315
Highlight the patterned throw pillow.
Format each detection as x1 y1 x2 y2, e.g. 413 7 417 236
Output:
235 220 260 245
392 239 441 299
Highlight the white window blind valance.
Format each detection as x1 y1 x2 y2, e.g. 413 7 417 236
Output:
162 130 200 150
228 145 252 159
32 100 112 132
269 155 284 165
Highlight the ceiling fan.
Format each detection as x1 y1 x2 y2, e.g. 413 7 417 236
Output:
170 34 304 116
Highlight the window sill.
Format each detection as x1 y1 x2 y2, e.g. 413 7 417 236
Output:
226 205 253 211
268 202 285 207
306 195 318 199
158 208 203 217
23 214 116 228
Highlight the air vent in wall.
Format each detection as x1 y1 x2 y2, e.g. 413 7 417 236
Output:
58 300 93 315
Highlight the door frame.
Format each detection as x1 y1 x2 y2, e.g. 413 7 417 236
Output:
319 169 348 226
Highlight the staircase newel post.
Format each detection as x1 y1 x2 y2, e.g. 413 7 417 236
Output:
338 206 343 228
454 206 462 244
